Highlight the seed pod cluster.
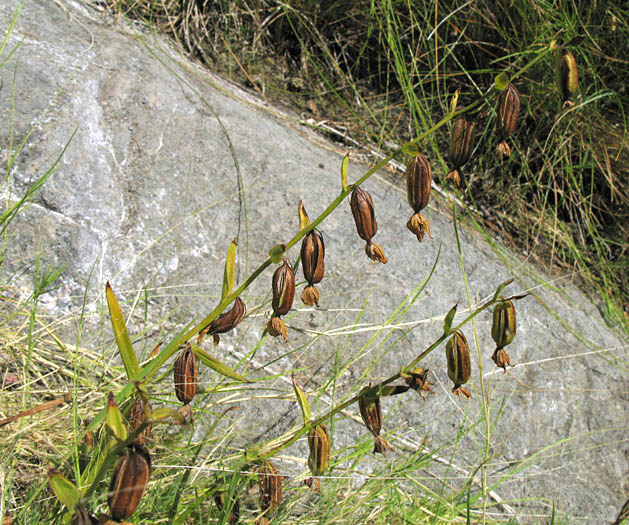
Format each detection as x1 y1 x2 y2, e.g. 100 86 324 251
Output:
491 298 517 371
405 154 433 243
266 259 295 341
446 116 476 188
445 330 472 399
300 229 325 307
198 297 246 346
495 82 520 158
358 387 392 455
350 186 387 263
305 424 331 490
556 50 578 102
108 445 151 522
173 344 198 421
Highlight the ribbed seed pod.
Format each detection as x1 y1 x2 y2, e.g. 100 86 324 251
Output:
214 491 240 525
198 297 246 345
447 116 476 188
305 424 331 490
403 367 434 399
491 298 517 371
258 460 283 515
358 387 392 455
557 50 578 102
128 396 152 447
496 82 520 157
108 445 151 521
350 186 387 263
271 259 295 316
300 229 325 307
405 154 433 243
173 344 197 406
445 331 472 399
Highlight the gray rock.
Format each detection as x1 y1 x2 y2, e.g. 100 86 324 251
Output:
0 1 626 523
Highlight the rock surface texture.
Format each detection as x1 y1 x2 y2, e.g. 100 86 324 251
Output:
1 1 627 523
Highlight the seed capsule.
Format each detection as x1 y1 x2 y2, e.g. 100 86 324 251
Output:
350 186 387 263
174 344 197 406
358 387 392 455
108 445 151 521
403 367 434 399
214 491 240 525
266 316 287 342
557 50 578 102
405 154 433 243
258 460 283 515
447 116 476 188
491 298 516 372
445 331 472 399
128 396 152 447
271 259 295 316
198 297 246 345
306 424 331 490
300 229 325 307
496 82 520 158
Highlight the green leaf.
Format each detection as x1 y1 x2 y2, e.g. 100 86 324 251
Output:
492 278 514 302
191 344 249 382
341 153 349 191
443 303 458 335
269 244 285 264
48 469 80 509
494 72 510 91
291 374 311 425
449 88 461 114
222 239 237 301
401 142 421 157
105 282 139 380
150 407 186 425
105 392 127 442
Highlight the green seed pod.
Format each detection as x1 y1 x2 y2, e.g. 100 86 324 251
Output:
350 186 387 263
446 331 472 399
358 387 392 455
557 50 579 102
271 259 295 316
108 445 151 521
307 424 331 477
173 344 198 406
491 299 516 349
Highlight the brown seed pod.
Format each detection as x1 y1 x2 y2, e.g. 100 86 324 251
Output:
496 82 520 157
173 344 198 406
258 460 283 515
266 316 288 342
405 154 434 243
350 186 387 263
271 259 295 317
108 445 151 521
491 298 516 372
214 491 240 525
445 331 472 399
447 116 476 188
307 424 331 478
128 396 152 447
300 229 325 306
358 387 392 455
404 367 434 399
198 297 246 345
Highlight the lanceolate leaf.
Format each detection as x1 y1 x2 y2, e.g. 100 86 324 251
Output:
48 469 80 509
341 153 349 192
105 392 128 442
298 200 310 230
291 374 311 425
221 239 238 301
191 344 249 382
106 282 139 380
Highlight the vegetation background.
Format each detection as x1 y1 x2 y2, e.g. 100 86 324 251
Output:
1 0 628 524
